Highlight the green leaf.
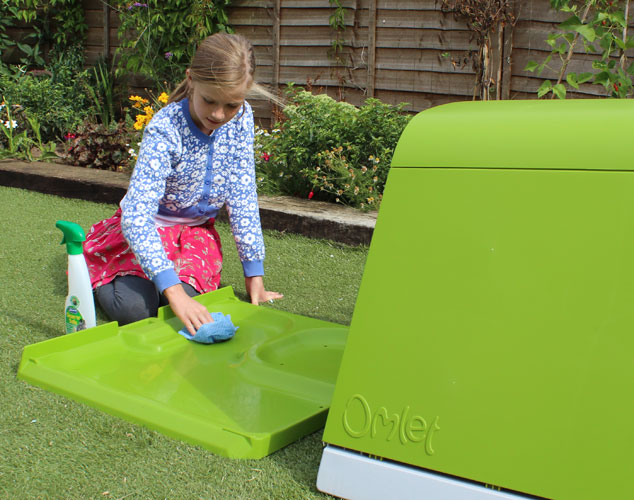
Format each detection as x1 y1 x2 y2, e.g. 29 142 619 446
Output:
575 24 596 42
594 71 610 86
546 34 560 49
524 61 539 72
537 80 553 98
611 11 627 28
577 72 593 84
552 83 567 99
558 14 582 31
566 72 579 89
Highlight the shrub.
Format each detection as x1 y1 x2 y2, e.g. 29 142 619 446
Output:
254 86 411 210
113 0 233 90
64 122 135 172
0 100 58 161
0 69 91 142
60 91 169 172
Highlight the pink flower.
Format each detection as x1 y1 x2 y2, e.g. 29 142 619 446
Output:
261 152 270 161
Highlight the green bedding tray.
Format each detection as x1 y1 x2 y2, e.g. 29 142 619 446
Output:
18 286 348 459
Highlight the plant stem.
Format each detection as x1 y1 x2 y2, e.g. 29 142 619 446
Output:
551 0 593 98
620 0 630 70
496 21 504 100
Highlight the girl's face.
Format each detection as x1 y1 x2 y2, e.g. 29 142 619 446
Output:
187 73 249 135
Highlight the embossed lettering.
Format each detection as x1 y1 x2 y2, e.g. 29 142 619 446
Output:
425 416 440 455
342 394 371 438
371 406 399 441
405 415 427 443
398 406 410 444
342 394 440 455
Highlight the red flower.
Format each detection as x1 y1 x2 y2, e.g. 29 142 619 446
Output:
261 152 270 161
64 132 76 141
614 83 620 92
308 191 314 199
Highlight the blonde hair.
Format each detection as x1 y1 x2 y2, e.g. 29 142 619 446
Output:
169 32 279 106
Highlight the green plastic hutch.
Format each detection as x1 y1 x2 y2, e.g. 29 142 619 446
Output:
317 99 634 500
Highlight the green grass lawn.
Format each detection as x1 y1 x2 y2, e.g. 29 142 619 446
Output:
0 186 368 500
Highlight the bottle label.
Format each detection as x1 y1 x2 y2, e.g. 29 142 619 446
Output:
65 295 86 334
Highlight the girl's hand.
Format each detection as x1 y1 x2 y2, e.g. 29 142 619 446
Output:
163 283 212 337
245 276 283 305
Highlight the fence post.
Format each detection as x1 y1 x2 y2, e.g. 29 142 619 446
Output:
272 0 281 96
500 0 519 100
367 0 377 97
103 1 110 60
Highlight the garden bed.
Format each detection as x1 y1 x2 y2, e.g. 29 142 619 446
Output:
0 159 376 246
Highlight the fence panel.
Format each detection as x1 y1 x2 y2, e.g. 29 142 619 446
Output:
5 0 633 125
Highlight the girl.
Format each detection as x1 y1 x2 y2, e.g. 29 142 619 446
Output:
84 33 283 337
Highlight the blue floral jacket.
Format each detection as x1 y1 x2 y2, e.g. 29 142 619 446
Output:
120 98 264 292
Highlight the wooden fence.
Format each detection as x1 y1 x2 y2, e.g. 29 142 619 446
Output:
5 0 629 124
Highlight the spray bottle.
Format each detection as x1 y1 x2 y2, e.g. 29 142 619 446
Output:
56 220 96 334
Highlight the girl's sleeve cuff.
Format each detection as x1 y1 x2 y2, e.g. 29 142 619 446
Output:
242 260 264 277
153 268 181 293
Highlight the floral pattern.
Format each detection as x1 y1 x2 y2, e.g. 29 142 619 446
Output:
84 209 223 294
118 98 264 289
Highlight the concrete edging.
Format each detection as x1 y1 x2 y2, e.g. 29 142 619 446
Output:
0 160 376 246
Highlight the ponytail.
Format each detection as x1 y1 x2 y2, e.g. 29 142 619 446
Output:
168 78 189 104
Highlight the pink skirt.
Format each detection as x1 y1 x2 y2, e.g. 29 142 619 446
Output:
84 208 223 294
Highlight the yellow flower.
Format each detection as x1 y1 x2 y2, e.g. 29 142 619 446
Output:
134 113 150 130
143 106 154 117
158 92 169 104
129 95 149 104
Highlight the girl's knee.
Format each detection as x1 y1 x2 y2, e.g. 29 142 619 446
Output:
111 293 157 325
96 277 159 325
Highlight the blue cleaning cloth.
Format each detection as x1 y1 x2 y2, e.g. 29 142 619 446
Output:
177 312 238 344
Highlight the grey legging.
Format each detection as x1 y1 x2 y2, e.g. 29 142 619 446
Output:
95 275 199 325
